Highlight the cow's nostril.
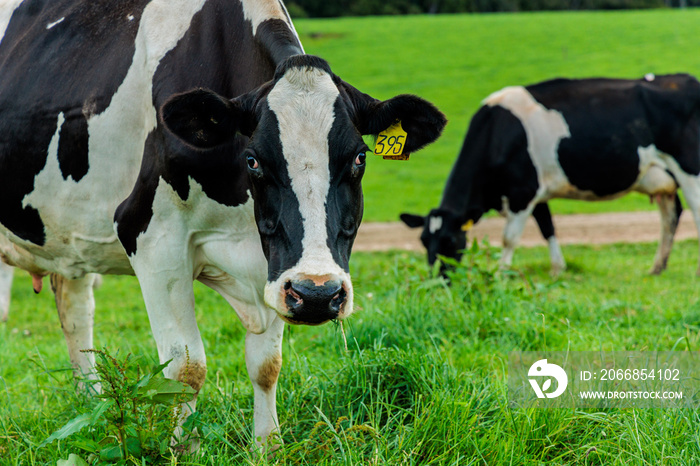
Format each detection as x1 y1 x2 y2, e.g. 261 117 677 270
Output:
284 281 303 310
329 287 347 313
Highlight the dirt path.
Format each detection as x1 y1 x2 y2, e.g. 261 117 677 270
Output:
353 211 698 252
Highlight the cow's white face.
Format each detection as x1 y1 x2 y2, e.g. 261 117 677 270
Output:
161 55 446 325
260 66 355 324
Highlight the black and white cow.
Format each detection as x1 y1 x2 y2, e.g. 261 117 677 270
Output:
0 0 445 449
402 74 700 276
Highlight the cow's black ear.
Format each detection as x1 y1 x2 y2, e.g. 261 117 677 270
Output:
400 213 426 228
341 82 447 153
364 95 447 153
160 88 255 149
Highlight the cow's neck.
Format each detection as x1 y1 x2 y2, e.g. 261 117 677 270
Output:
152 0 303 105
438 153 488 223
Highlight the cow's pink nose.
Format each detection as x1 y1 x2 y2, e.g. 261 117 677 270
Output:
283 279 346 324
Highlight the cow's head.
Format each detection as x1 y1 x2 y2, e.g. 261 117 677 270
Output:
400 209 471 276
161 55 446 325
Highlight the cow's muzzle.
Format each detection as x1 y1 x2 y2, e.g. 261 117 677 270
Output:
282 279 347 325
264 268 354 325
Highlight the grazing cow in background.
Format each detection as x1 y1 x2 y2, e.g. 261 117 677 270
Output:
402 74 700 276
0 0 445 450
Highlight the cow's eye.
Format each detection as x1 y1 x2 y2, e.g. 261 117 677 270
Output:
247 155 259 170
354 152 366 166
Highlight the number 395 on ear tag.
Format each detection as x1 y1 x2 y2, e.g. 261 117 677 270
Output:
374 121 410 160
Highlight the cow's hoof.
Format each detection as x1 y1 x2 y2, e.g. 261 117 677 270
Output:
649 261 667 275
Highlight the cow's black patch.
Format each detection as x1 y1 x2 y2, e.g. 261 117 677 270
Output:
57 112 90 181
325 98 366 272
115 130 168 257
246 105 304 282
0 0 148 244
638 74 700 176
528 79 647 196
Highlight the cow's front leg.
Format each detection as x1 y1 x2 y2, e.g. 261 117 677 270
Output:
0 262 13 322
501 204 534 270
50 273 100 392
131 258 206 448
650 193 681 275
246 314 284 453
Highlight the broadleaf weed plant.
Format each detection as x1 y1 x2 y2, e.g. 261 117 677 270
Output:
42 347 197 464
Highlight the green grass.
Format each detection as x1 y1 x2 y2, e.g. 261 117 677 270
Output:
293 10 700 221
3 238 700 464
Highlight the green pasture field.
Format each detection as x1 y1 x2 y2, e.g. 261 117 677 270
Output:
2 238 700 464
3 9 700 466
294 10 700 221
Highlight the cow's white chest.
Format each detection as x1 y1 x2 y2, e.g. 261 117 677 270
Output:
133 177 270 333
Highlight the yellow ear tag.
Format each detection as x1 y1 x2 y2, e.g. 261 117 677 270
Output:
461 219 474 232
374 121 409 160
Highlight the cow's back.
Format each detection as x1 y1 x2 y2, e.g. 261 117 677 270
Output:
481 75 699 199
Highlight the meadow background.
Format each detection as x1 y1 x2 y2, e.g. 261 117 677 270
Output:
3 9 700 465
